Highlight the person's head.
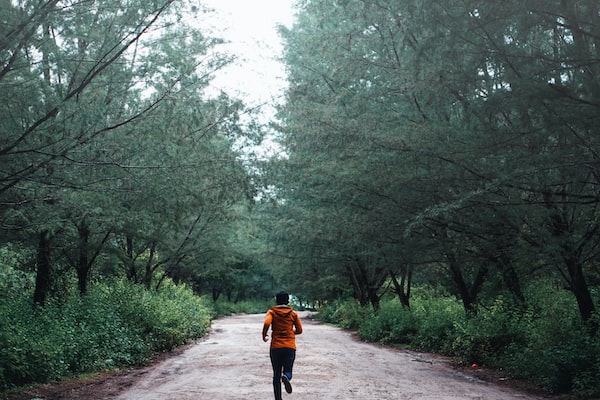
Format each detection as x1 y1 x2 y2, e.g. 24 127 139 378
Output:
275 291 289 305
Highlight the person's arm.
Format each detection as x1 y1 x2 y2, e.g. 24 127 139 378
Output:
262 311 273 342
293 312 303 335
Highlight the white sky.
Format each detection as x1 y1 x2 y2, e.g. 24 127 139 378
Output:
190 0 296 159
199 0 296 110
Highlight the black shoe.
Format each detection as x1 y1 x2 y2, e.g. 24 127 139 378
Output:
282 375 292 393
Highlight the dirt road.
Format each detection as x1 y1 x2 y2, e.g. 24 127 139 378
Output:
109 312 546 400
6 312 550 400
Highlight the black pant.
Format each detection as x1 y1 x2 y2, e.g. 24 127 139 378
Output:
270 348 296 400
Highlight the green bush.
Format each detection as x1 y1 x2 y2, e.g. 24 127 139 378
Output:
210 298 274 316
350 294 464 354
358 300 418 344
494 288 599 395
143 281 212 351
0 298 71 387
411 295 464 354
449 297 529 365
317 286 600 398
317 298 370 330
571 316 600 399
0 277 211 392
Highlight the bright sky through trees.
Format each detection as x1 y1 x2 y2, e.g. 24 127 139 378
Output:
200 0 296 111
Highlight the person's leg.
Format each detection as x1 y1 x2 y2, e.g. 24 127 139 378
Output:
281 348 296 381
281 348 296 393
270 349 284 400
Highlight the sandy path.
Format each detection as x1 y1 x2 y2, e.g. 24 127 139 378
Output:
114 312 547 400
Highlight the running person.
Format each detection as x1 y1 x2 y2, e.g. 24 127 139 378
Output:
262 291 303 399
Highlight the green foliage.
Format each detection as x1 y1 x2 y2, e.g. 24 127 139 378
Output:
0 0 256 306
490 287 600 395
0 278 211 392
274 0 600 328
319 285 600 397
316 298 370 330
358 300 418 345
210 298 274 316
449 287 599 397
411 295 465 354
0 245 34 299
273 3 600 397
356 294 463 354
450 298 531 366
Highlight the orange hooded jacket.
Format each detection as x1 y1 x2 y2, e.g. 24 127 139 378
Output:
262 305 303 349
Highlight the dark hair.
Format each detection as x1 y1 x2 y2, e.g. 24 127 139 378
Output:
275 291 289 305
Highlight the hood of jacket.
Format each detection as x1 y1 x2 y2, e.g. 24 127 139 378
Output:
271 305 294 317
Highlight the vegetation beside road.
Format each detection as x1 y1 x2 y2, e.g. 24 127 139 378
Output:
318 285 600 398
0 276 211 393
3 1 600 399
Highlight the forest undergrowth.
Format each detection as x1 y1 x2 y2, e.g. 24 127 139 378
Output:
317 285 600 399
0 273 212 394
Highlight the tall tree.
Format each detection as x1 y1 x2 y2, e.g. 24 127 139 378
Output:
274 0 600 322
0 0 256 302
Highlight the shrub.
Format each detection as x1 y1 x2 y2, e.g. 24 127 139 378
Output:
495 287 598 395
571 316 600 399
449 297 529 365
0 277 211 392
316 285 599 398
211 298 274 316
410 295 464 354
358 300 417 344
317 298 370 330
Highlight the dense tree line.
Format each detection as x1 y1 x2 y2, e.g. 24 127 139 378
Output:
0 1 285 391
267 0 600 327
259 2 600 393
3 0 600 395
0 0 274 305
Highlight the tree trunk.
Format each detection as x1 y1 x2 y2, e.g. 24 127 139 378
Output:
389 265 412 308
565 252 596 330
367 285 381 310
446 252 488 315
212 287 221 302
143 241 157 289
345 257 386 309
33 230 52 307
77 219 91 295
495 254 525 305
125 235 137 281
345 262 369 307
545 190 597 331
